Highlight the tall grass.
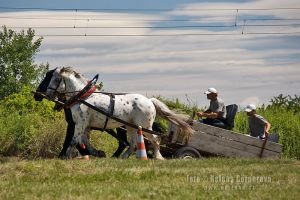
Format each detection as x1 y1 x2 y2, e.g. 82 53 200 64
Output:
0 89 299 159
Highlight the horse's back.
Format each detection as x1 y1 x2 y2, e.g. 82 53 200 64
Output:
115 93 155 113
81 92 156 129
114 93 156 128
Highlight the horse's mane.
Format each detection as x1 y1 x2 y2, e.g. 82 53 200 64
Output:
60 66 74 74
61 67 87 82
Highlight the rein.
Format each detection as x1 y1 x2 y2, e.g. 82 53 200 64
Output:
63 74 99 109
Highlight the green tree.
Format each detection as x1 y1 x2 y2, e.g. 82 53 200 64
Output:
0 26 48 99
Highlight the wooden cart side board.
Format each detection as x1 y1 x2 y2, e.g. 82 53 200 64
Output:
188 131 280 158
192 121 283 153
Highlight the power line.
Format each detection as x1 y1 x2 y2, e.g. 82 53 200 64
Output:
247 18 300 21
33 32 300 37
7 25 237 29
6 24 300 29
1 16 170 21
36 33 241 37
1 16 300 23
1 6 300 12
245 32 300 35
2 6 300 38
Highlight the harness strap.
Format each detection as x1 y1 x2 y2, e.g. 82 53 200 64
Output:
64 85 97 109
102 94 115 130
63 74 98 109
99 91 128 95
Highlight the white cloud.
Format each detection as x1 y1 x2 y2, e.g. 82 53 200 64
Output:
1 0 299 107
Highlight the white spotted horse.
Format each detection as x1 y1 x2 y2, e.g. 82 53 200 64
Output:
35 69 163 159
45 67 194 160
34 68 129 158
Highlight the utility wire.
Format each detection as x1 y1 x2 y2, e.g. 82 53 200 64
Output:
33 32 300 37
1 16 300 22
1 6 300 12
245 32 300 35
2 6 300 37
7 25 237 29
6 24 300 29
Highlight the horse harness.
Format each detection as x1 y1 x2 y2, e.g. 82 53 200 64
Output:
102 93 115 131
65 89 116 131
60 75 116 131
38 74 161 136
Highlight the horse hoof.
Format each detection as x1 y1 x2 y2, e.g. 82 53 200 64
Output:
156 156 165 160
83 155 90 160
154 154 165 160
95 150 106 158
77 155 90 160
58 155 69 160
121 153 129 159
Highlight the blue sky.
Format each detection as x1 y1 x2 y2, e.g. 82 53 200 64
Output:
0 0 240 10
1 0 300 107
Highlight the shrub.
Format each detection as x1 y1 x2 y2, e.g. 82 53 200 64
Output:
0 86 65 158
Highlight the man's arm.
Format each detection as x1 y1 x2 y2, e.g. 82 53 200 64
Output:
196 108 210 118
197 111 219 119
264 122 271 138
256 115 271 138
204 109 211 113
197 99 225 119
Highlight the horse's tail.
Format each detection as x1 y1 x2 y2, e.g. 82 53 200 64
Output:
150 98 194 140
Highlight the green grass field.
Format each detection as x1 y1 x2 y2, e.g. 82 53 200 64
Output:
0 157 299 200
0 93 299 199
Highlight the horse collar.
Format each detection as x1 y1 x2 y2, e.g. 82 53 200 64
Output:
63 83 97 109
80 85 97 99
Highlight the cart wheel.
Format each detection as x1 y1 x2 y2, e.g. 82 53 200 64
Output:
174 146 201 159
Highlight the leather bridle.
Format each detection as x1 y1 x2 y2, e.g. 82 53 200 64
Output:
46 76 65 99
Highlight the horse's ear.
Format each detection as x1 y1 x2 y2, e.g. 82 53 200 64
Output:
59 67 68 77
74 72 81 79
60 67 66 73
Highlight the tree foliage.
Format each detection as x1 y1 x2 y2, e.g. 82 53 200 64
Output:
0 26 48 99
269 94 300 113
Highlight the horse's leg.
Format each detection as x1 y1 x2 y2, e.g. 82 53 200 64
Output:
143 131 164 160
59 109 75 159
65 123 87 159
121 127 136 159
75 128 105 158
111 127 129 158
60 109 95 159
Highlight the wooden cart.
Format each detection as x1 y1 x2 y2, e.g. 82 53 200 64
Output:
159 120 282 159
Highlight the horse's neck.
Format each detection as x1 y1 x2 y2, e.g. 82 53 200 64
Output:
65 76 88 99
